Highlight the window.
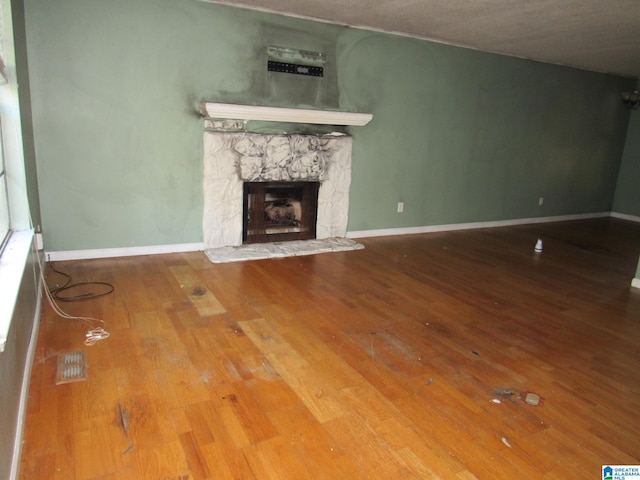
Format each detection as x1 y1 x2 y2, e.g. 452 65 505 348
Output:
0 0 36 353
0 3 8 253
0 125 10 253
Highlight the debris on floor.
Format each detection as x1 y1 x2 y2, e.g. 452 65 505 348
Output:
491 387 545 406
118 401 130 436
520 391 545 406
191 286 206 296
491 387 518 400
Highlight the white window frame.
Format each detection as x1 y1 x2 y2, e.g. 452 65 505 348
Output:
0 0 35 353
0 121 11 253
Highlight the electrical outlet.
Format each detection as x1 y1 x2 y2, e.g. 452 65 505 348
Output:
397 202 404 213
538 196 544 206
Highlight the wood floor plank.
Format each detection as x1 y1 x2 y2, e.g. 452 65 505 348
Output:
179 430 212 479
169 264 226 317
242 435 313 480
72 414 130 479
323 411 432 479
134 439 191 479
19 218 640 479
201 442 257 480
239 317 350 423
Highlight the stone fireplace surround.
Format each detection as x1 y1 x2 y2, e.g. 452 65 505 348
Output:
203 131 354 250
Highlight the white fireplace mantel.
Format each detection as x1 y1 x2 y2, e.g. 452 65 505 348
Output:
198 102 373 126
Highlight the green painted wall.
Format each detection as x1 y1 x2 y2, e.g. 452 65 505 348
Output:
339 32 631 230
611 81 640 285
612 80 640 217
23 0 634 251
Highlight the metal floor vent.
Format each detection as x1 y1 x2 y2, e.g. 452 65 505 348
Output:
56 350 87 385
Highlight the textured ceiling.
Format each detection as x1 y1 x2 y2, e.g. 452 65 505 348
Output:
207 0 640 79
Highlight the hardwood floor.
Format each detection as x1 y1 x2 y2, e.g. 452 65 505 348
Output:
19 218 640 479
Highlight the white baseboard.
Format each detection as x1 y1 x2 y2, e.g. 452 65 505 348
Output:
46 242 205 261
44 211 634 261
610 212 640 223
632 278 640 290
347 212 610 239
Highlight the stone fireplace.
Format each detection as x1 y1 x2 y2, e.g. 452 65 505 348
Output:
203 131 354 250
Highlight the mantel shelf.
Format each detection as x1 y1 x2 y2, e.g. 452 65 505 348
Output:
198 102 373 126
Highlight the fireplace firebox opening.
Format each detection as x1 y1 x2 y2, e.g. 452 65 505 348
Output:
243 181 320 244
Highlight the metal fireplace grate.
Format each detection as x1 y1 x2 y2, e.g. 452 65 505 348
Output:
243 181 319 244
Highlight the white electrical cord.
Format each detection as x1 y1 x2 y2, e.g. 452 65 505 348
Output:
36 249 110 346
84 326 111 345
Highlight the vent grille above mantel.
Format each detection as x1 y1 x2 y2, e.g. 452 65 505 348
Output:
197 102 373 126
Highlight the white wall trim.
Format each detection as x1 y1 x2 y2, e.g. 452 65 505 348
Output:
610 212 640 223
631 278 640 289
47 242 205 261
347 212 610 239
